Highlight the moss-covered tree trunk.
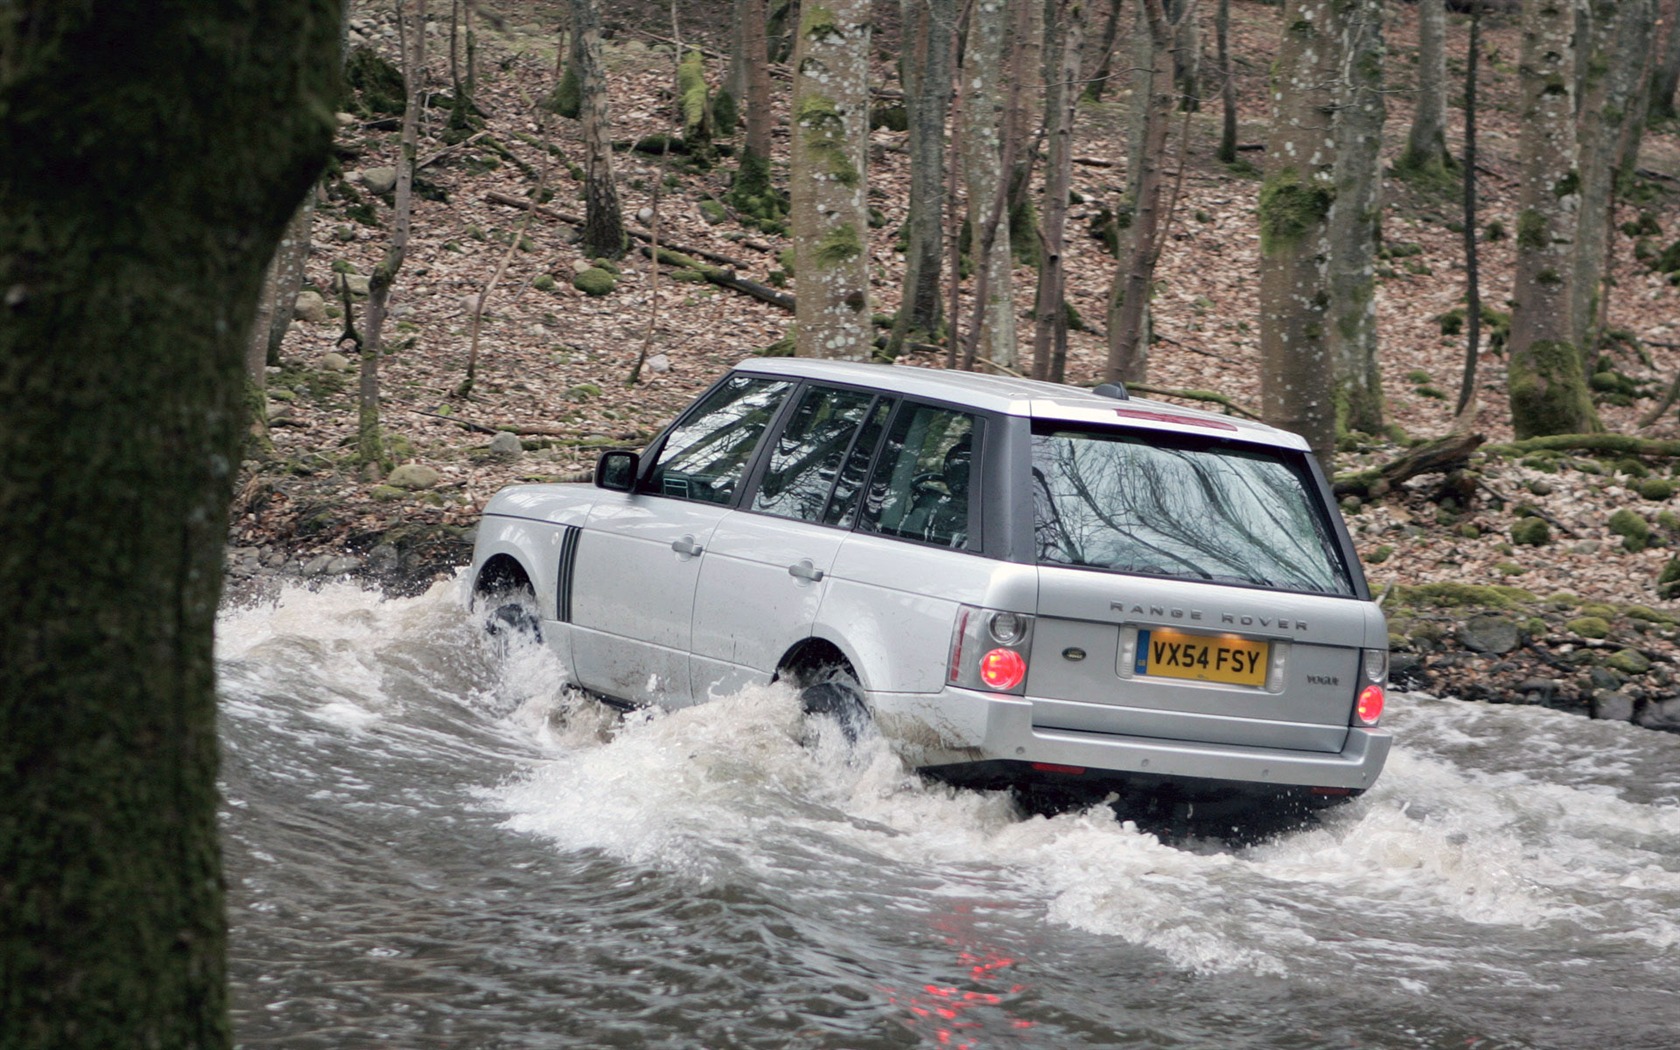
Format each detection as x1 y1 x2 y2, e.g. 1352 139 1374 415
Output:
361 0 425 470
1328 0 1386 436
791 0 872 359
888 0 955 358
1033 0 1086 382
1508 0 1599 439
572 0 625 259
0 3 341 1047
1259 0 1342 468
960 0 1017 371
1398 0 1452 177
1571 0 1655 362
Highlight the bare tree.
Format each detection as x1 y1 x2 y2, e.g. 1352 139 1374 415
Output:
1328 0 1386 436
1083 0 1126 102
960 0 1019 370
1398 0 1453 178
1105 0 1188 384
359 0 426 470
888 0 956 357
572 0 626 258
1572 0 1656 363
1259 0 1343 466
1216 0 1238 164
1455 0 1486 422
1507 0 1599 438
1034 0 1088 381
791 0 873 359
0 1 340 1044
1652 0 1680 119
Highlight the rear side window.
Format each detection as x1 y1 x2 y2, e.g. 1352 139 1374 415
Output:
647 376 792 504
751 385 879 522
1031 426 1354 595
860 404 978 549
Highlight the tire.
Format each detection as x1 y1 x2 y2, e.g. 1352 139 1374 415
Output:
797 669 869 743
483 589 542 647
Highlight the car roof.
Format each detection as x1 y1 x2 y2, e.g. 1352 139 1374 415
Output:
730 357 1307 451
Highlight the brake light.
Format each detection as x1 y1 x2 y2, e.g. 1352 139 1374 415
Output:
1355 684 1385 726
979 648 1026 690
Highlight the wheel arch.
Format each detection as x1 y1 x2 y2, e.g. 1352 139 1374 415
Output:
774 636 864 692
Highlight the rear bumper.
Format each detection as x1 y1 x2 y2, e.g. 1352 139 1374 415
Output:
871 687 1391 792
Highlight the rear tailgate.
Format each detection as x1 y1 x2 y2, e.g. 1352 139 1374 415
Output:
1024 567 1385 753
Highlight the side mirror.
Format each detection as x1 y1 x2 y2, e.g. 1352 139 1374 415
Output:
594 449 640 492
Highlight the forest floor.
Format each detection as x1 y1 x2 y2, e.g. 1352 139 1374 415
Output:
229 1 1680 730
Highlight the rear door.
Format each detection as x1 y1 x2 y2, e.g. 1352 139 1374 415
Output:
569 375 792 707
690 385 891 699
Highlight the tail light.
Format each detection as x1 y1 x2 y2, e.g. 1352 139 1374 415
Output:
949 605 1034 694
1353 647 1387 726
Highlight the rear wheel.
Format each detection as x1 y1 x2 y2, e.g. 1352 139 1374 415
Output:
795 666 868 743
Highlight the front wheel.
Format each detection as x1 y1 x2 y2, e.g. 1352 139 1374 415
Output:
482 589 542 648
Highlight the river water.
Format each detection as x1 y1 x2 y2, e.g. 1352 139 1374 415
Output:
217 579 1680 1049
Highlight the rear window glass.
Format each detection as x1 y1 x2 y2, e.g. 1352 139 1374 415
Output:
1030 426 1354 596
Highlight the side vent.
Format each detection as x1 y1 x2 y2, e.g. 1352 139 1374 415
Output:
556 525 581 623
1092 382 1130 401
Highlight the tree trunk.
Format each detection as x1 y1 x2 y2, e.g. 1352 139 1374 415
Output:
265 198 316 365
1005 0 1046 266
361 0 425 470
1083 0 1125 102
1455 0 1485 421
1105 0 1176 383
889 0 956 358
1034 0 1087 381
1508 0 1599 438
1328 0 1386 436
0 3 340 1047
1654 0 1680 119
791 0 873 359
1259 0 1343 468
573 0 626 259
1572 0 1655 363
960 0 1018 370
1169 0 1201 111
1399 0 1452 176
727 0 780 222
1217 0 1238 164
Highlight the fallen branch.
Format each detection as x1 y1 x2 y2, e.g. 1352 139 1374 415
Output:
1485 433 1680 458
484 190 761 270
1476 479 1578 537
418 130 490 170
1332 431 1486 499
638 244 795 311
1124 384 1261 420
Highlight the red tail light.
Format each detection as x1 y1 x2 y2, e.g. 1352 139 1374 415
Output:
979 648 1026 690
1355 684 1385 726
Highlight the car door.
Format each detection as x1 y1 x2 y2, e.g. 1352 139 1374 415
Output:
690 385 891 700
568 375 793 708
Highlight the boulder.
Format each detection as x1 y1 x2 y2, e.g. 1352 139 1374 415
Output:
294 289 329 323
387 463 441 490
1459 613 1521 655
361 166 398 195
488 431 523 459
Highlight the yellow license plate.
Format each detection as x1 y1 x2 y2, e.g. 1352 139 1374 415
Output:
1136 628 1269 687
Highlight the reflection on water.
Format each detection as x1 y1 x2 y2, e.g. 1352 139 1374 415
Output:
219 580 1680 1049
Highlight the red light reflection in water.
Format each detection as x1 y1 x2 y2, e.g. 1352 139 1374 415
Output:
879 903 1036 1048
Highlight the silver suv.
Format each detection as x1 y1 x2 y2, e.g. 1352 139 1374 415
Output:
471 359 1390 811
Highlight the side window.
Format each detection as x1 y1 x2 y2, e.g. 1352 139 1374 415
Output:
822 396 893 528
751 385 878 522
647 376 792 504
860 404 978 549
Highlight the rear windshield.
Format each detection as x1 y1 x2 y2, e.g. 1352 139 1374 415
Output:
1030 426 1355 596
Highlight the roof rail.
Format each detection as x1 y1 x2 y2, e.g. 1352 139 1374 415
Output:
1091 382 1130 401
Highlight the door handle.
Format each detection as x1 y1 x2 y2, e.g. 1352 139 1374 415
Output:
787 560 825 582
671 536 704 557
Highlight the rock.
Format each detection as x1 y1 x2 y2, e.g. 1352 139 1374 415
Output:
462 293 486 315
1638 696 1680 731
370 484 408 501
1588 666 1623 691
335 273 371 297
325 556 362 575
570 258 596 275
366 544 401 572
294 289 329 322
321 351 351 372
1567 616 1612 640
573 267 617 296
361 166 398 194
489 431 523 458
1516 677 1557 705
647 353 671 374
1460 613 1521 655
1593 690 1637 722
1608 648 1653 675
303 554 335 575
386 463 441 490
